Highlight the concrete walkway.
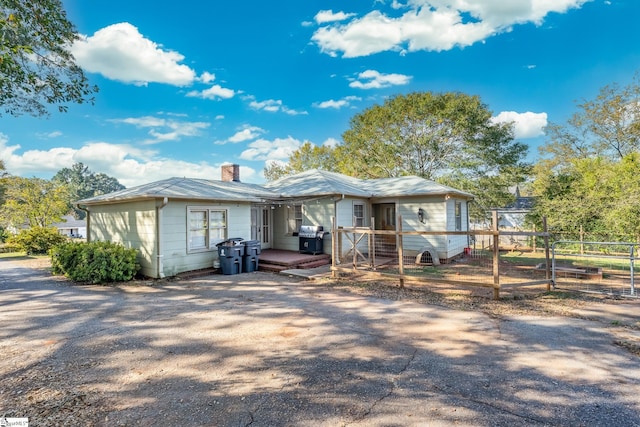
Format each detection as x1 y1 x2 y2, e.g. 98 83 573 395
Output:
1 258 639 426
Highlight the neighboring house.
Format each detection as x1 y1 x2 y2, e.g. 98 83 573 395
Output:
52 215 87 238
78 165 474 278
497 186 535 230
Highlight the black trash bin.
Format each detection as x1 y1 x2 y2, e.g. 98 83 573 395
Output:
216 238 245 275
241 240 261 273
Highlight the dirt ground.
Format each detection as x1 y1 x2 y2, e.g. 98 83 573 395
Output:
1 256 640 426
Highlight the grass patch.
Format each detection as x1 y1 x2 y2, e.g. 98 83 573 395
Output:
0 251 29 259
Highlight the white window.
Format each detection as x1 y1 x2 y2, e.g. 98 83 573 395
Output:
188 208 227 252
287 204 303 234
455 201 462 231
353 202 365 227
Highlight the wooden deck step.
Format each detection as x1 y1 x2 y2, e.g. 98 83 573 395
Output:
297 259 331 269
258 262 290 273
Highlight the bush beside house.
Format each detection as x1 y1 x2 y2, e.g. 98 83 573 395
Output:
51 241 140 284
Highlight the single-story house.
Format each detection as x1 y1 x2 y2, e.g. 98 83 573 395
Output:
52 215 87 238
497 185 536 230
78 164 474 278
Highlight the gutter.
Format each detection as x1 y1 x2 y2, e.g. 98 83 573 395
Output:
156 197 169 278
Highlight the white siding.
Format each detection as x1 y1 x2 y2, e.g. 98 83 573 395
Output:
334 197 370 256
444 198 470 259
270 206 295 251
89 200 158 278
88 199 254 279
160 201 252 277
397 197 448 259
271 198 336 253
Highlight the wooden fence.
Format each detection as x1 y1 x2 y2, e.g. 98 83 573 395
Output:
330 212 551 300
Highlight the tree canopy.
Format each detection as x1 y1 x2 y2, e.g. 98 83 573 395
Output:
531 73 640 240
52 162 125 218
0 176 69 228
266 91 530 218
264 142 339 181
541 72 640 165
0 0 98 117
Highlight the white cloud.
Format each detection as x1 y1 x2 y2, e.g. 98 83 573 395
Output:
315 95 361 109
199 71 216 83
112 115 210 144
239 136 304 161
316 99 349 109
36 131 63 139
315 10 357 24
312 1 589 57
492 111 548 139
323 138 341 147
72 22 196 86
186 84 235 100
0 134 257 187
227 125 265 143
249 98 283 112
247 97 308 115
349 69 412 89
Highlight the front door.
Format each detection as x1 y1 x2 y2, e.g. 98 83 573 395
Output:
373 203 396 252
251 207 272 249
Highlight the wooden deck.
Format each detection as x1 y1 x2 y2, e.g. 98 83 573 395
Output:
174 249 331 278
258 249 331 272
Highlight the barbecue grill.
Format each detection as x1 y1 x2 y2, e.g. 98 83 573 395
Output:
299 225 325 254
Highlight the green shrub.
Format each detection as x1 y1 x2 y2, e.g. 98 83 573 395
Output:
0 226 9 243
7 227 68 255
50 241 140 284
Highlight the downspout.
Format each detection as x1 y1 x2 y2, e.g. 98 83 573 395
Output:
77 204 91 242
156 197 169 278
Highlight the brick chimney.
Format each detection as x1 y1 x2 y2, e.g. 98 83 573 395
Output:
221 163 240 182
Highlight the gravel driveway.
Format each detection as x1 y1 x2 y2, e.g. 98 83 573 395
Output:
1 257 640 426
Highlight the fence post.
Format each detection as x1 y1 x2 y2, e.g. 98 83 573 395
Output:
370 216 375 269
492 210 500 300
397 214 404 288
331 216 337 278
544 217 551 291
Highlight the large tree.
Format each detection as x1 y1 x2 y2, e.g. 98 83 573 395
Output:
0 176 69 228
531 73 640 240
0 159 6 202
0 0 98 117
267 91 530 217
541 72 640 164
52 162 125 219
264 142 339 181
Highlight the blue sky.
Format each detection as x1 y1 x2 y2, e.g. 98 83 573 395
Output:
1 0 639 187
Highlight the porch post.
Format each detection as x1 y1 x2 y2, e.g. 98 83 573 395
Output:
331 216 338 278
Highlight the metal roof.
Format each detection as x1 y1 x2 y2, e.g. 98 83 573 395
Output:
78 170 474 205
78 177 279 204
265 169 474 199
52 215 86 228
264 169 372 198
